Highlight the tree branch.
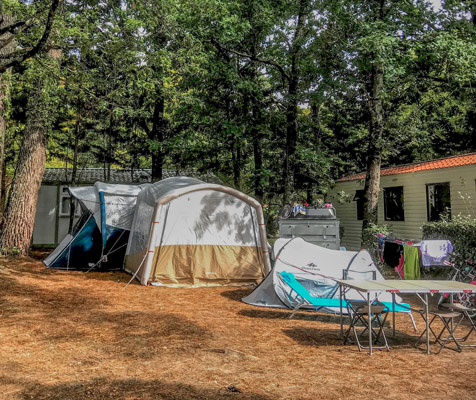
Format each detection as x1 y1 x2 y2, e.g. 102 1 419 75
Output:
400 0 441 32
0 20 26 37
210 39 290 84
0 0 62 73
419 73 475 89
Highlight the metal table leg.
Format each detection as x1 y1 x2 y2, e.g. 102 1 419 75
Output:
339 285 343 337
425 293 430 354
392 292 396 337
368 292 372 356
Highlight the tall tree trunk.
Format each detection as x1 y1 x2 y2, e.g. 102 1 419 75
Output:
0 73 8 219
107 116 112 182
103 129 107 181
232 138 241 188
283 0 308 204
68 115 80 233
360 0 387 247
0 48 61 255
244 1 264 199
0 14 14 225
252 100 263 199
471 2 476 25
131 125 137 182
361 61 384 246
310 101 322 144
0 160 6 214
283 75 299 203
150 93 165 181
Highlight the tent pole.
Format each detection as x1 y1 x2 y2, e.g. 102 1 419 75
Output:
339 285 343 336
98 191 107 263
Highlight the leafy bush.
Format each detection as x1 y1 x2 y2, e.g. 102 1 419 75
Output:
362 223 393 276
422 215 476 268
362 222 390 253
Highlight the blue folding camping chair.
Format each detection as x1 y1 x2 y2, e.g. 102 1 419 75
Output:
280 271 416 338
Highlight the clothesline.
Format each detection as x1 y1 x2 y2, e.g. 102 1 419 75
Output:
377 234 453 280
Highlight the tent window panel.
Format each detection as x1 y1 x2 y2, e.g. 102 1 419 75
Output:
128 201 155 254
384 186 404 221
426 182 451 222
104 194 137 230
353 190 365 221
60 186 81 217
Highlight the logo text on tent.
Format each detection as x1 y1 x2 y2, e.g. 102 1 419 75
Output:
302 262 320 271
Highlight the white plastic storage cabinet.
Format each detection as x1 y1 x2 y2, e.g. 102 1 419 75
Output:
278 208 340 250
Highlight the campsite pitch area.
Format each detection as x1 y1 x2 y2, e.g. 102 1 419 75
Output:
1 254 475 400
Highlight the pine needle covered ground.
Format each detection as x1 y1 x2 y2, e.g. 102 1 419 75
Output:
0 253 475 399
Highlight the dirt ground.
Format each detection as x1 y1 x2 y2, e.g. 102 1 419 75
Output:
1 254 475 400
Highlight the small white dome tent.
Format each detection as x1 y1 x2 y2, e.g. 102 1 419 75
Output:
124 177 271 286
242 238 403 312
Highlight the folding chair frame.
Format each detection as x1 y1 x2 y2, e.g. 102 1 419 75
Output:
439 302 476 347
343 299 390 352
415 311 465 354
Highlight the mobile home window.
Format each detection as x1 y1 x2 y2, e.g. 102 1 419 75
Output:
384 186 404 221
354 189 365 221
59 186 81 217
426 182 451 221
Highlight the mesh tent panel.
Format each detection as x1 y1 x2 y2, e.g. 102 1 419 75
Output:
127 177 203 255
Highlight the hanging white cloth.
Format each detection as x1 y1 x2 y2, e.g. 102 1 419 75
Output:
420 240 453 266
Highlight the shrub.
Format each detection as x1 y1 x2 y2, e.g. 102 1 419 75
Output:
422 215 476 268
362 223 393 276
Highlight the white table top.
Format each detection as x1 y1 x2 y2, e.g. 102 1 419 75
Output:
337 279 476 294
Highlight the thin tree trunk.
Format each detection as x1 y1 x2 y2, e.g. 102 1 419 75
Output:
283 0 308 204
361 61 384 245
131 126 136 182
150 93 165 181
103 129 107 181
248 43 263 198
360 0 387 247
232 138 241 188
252 100 263 199
283 75 299 203
107 120 112 182
0 160 6 213
0 48 61 255
68 115 80 233
0 14 14 225
310 102 322 144
0 74 8 218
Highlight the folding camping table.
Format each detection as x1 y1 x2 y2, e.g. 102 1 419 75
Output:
337 280 476 355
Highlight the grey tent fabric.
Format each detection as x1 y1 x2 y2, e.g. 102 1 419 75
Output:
69 182 147 230
126 177 202 255
44 182 147 270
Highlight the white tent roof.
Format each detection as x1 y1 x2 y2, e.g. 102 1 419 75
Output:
134 176 203 207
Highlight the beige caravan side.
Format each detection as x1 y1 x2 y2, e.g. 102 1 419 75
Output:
328 163 476 250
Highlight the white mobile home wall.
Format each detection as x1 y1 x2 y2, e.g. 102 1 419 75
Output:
328 164 476 251
33 184 80 246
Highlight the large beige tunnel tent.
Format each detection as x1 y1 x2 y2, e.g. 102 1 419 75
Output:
124 177 271 286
